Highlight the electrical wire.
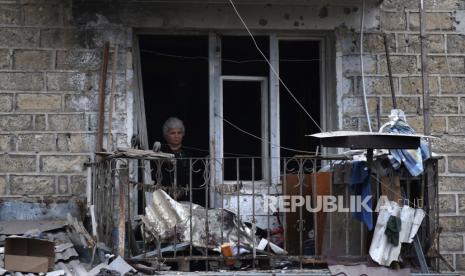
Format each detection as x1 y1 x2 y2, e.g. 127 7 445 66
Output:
140 49 322 63
216 113 317 155
227 0 323 132
360 0 372 132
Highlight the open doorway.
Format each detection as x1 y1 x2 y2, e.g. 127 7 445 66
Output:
139 35 210 156
279 40 321 157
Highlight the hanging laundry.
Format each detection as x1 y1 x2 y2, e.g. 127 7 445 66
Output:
350 161 373 231
385 215 401 246
384 109 430 177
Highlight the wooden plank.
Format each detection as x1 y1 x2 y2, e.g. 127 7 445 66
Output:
107 44 119 152
284 172 331 256
96 42 110 154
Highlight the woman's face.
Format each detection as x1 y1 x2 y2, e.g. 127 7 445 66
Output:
165 128 184 148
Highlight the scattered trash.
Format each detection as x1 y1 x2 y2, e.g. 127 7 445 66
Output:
141 189 257 250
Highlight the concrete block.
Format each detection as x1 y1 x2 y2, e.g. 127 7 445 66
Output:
35 115 46 131
0 49 11 69
441 77 465 94
17 134 56 152
0 94 13 112
47 72 88 91
428 57 465 74
0 154 36 172
70 175 86 195
0 72 44 91
0 176 5 195
449 156 465 173
432 135 465 153
448 117 465 133
380 11 406 31
438 254 455 271
40 28 87 48
448 38 465 60
16 94 61 112
430 97 459 114
381 0 419 9
0 135 15 152
382 96 419 114
10 175 55 195
439 194 457 213
440 234 464 251
13 50 52 70
409 12 455 31
89 113 126 132
459 195 465 214
342 116 359 130
0 115 33 131
425 0 465 9
341 97 378 116
440 176 465 192
379 55 417 74
58 176 68 194
461 98 465 114
447 34 465 54
457 254 465 271
86 28 131 49
342 55 377 75
439 216 465 232
48 114 86 131
0 4 19 25
64 94 98 112
0 28 39 48
401 76 439 94
24 3 61 26
41 155 87 173
399 34 444 53
355 77 399 95
56 50 102 70
407 116 446 134
57 133 95 152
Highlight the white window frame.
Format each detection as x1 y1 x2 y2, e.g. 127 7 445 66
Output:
215 75 270 184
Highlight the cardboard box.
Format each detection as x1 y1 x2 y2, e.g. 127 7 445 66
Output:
4 237 55 273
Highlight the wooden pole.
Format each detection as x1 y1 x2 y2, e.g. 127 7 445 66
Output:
383 33 397 109
107 44 119 152
96 42 110 154
419 1 431 137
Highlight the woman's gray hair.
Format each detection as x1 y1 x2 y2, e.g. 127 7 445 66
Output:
162 117 185 136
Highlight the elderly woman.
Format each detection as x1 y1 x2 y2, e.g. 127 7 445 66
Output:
161 117 187 157
159 117 206 206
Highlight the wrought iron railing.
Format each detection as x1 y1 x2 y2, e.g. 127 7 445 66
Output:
91 152 440 272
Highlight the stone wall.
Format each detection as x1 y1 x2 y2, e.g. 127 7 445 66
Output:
0 0 131 200
338 0 465 271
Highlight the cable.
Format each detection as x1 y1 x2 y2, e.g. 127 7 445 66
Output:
360 0 372 132
227 0 323 132
217 113 316 155
141 49 322 63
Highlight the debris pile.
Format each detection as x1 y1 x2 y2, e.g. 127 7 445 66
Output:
0 216 137 276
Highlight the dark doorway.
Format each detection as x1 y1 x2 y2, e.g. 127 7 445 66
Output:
139 35 209 156
223 80 263 181
279 40 321 157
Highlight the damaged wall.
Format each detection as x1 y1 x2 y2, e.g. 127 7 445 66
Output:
0 0 132 200
0 0 464 272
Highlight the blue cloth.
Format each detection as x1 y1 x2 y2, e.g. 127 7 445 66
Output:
388 120 430 177
350 161 373 231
